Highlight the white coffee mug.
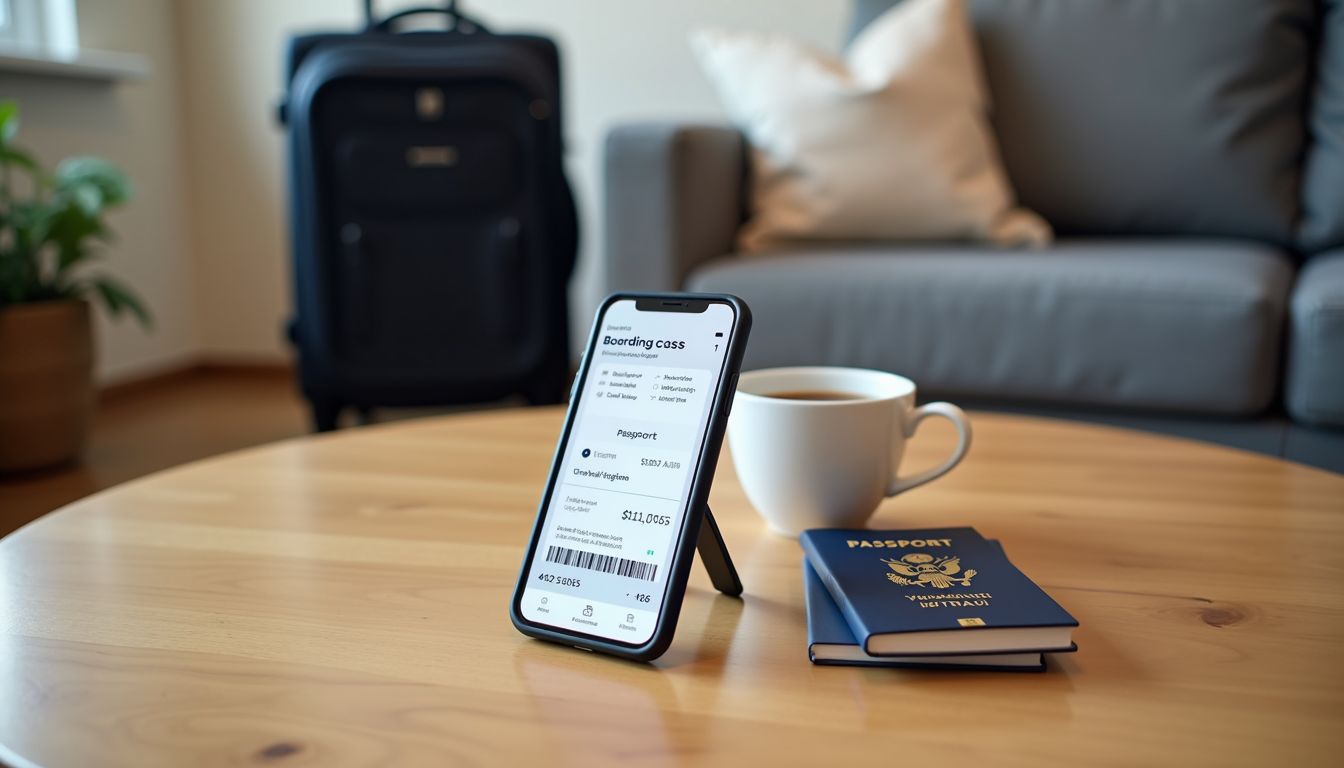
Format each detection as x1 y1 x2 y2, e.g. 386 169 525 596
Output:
727 367 971 536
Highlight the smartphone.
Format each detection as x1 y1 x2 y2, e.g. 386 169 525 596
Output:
510 292 752 661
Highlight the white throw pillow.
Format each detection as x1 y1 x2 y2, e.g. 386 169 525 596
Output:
691 0 1051 250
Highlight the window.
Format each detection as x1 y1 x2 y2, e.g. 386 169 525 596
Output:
0 0 146 80
0 0 79 58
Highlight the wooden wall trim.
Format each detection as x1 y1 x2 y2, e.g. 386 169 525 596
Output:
98 359 294 403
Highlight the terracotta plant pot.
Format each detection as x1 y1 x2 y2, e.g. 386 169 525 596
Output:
0 300 94 472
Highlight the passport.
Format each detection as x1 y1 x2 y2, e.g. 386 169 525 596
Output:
799 527 1077 656
805 557 1047 670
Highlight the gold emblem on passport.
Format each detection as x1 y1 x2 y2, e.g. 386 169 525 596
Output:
957 618 986 627
881 553 978 588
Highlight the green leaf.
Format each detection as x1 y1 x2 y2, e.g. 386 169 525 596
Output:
0 146 39 173
0 105 141 315
0 252 26 303
90 274 152 328
0 247 39 302
68 182 103 217
41 203 97 260
0 100 17 145
56 242 98 274
9 199 53 251
55 156 130 207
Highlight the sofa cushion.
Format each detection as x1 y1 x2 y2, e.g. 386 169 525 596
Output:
691 0 1050 250
686 241 1293 415
848 0 1313 244
1286 251 1344 426
1299 0 1344 252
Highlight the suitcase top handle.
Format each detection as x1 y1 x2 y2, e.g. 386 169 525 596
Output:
364 1 492 35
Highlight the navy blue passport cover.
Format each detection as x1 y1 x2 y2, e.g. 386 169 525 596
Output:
799 527 1078 655
804 558 1049 671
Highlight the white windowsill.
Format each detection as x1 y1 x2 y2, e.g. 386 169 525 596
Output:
0 47 149 81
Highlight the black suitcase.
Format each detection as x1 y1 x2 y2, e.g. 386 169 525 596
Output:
279 1 578 431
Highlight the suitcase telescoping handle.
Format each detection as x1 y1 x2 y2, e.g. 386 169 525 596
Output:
363 0 491 34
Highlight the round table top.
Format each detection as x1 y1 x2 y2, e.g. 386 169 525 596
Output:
2 408 1342 766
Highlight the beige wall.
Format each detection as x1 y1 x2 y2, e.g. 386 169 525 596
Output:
1 0 197 383
174 0 847 361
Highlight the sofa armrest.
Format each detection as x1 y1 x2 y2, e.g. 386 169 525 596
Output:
604 123 746 293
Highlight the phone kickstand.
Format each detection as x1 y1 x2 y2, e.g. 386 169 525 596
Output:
696 506 743 597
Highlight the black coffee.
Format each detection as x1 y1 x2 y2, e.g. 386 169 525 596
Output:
765 390 864 401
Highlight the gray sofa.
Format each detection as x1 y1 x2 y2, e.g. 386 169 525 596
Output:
604 0 1344 473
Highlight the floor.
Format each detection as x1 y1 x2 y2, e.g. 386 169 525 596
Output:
0 369 310 537
0 368 527 538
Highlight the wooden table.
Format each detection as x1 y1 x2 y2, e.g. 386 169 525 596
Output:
2 409 1342 767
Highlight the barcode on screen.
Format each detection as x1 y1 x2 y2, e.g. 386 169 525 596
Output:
545 545 658 582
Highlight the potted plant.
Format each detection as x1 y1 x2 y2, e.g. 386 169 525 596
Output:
0 99 150 472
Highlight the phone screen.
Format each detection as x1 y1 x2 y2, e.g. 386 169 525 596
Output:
519 298 738 645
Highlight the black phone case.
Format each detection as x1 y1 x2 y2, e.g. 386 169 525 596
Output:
508 292 753 661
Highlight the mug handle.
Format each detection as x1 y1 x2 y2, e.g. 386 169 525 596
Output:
887 402 972 496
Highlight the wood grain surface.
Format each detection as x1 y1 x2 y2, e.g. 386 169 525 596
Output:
1 408 1342 767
